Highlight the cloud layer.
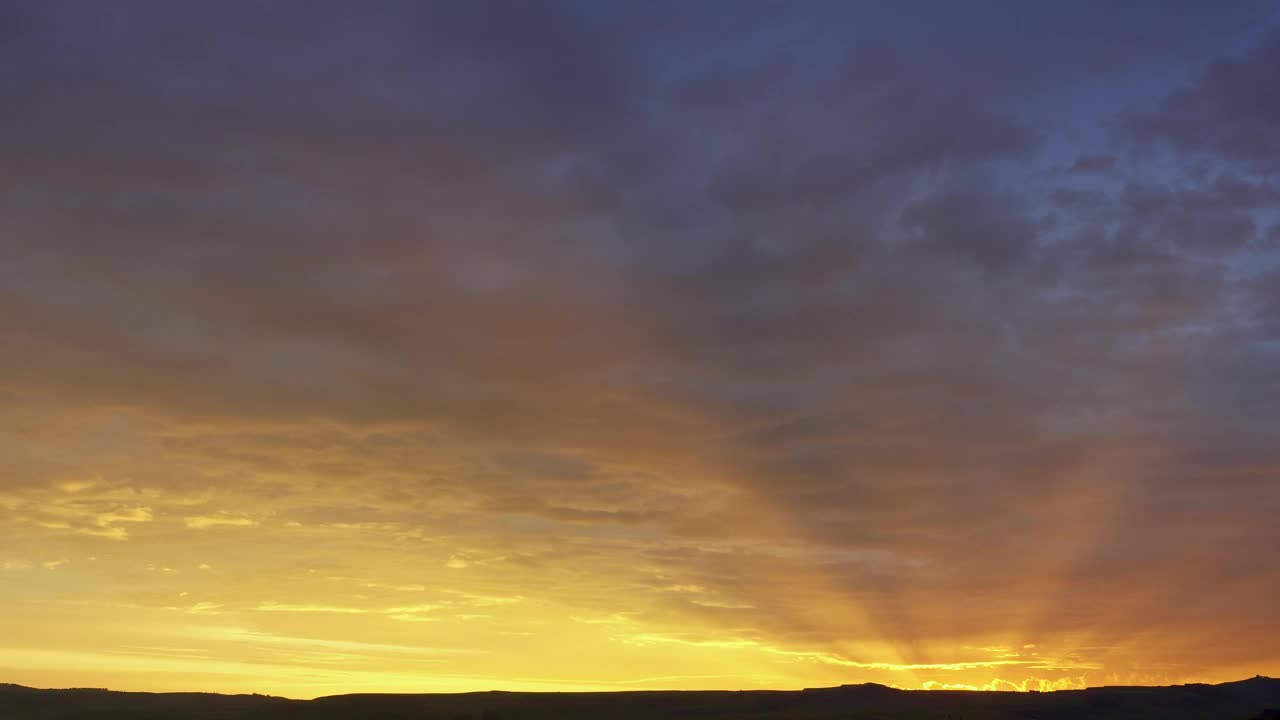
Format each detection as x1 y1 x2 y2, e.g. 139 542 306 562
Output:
1 0 1278 697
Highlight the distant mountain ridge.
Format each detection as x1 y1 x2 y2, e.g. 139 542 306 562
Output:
2 676 1277 719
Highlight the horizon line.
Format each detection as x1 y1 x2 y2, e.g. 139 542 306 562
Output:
5 675 1275 702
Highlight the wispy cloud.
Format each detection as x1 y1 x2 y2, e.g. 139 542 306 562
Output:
184 513 259 530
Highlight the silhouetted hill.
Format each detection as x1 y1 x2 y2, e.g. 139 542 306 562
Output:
2 677 1278 720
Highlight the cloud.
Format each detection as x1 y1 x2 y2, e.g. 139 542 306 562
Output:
1069 155 1117 173
171 602 224 615
0 1 1277 695
254 603 376 614
1127 33 1280 170
253 601 450 624
96 506 154 526
900 188 1039 270
0 483 155 540
184 513 260 530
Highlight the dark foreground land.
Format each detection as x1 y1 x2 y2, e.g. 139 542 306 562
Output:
2 676 1278 720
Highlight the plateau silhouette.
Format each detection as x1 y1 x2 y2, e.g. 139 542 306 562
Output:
2 676 1278 719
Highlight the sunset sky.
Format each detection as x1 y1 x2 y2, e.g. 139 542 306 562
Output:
2 0 1279 699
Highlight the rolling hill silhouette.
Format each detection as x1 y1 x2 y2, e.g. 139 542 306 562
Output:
2 676 1278 720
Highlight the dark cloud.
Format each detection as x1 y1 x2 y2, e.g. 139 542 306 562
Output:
1127 32 1280 169
1 0 1279 692
900 188 1039 270
1069 155 1117 173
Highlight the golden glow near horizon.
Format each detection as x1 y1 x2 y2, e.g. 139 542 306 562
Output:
0 404 1272 698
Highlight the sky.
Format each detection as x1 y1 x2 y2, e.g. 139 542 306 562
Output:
2 0 1279 699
